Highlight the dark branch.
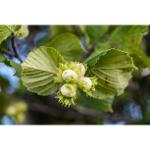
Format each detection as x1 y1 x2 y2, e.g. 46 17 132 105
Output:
84 47 95 59
72 25 97 61
0 48 15 56
11 34 23 62
72 25 89 52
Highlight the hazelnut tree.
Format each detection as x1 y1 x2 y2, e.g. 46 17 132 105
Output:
0 25 150 123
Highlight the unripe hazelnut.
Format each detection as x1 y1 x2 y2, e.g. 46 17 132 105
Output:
81 77 92 90
76 63 86 76
60 84 76 97
62 69 78 81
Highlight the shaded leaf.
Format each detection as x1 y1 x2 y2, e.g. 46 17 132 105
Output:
97 26 150 68
48 33 84 61
0 93 9 116
77 92 113 112
109 26 148 50
84 25 109 45
0 76 9 89
0 54 5 62
50 26 74 38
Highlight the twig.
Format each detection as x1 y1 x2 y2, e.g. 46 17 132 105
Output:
84 47 95 59
72 25 89 52
73 106 131 122
72 25 98 60
11 33 23 62
0 48 15 56
27 100 131 123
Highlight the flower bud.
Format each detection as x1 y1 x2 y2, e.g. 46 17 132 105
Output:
62 69 78 82
75 63 86 76
60 84 76 97
81 77 93 90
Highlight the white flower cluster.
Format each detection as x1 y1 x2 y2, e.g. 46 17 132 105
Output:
62 69 78 81
60 63 93 98
60 84 76 97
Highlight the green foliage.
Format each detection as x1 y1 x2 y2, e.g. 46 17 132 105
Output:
0 25 29 45
50 26 74 38
15 25 29 38
77 92 113 112
97 26 150 68
21 43 135 111
47 33 84 61
6 101 27 124
4 59 21 77
0 93 9 116
0 25 20 44
85 49 136 102
0 76 9 90
0 53 5 62
21 46 66 96
1 25 149 114
83 25 109 46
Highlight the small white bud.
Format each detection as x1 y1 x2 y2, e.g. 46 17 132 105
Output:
82 77 92 90
60 84 76 97
75 63 86 76
62 69 78 81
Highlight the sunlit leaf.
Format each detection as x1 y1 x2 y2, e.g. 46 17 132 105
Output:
0 25 20 44
86 48 136 101
15 25 29 38
21 46 66 96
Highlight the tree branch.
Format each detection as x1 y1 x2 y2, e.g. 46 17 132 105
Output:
72 25 89 52
0 48 15 56
72 25 97 60
84 47 95 59
11 34 23 62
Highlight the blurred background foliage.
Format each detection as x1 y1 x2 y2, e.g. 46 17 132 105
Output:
0 25 150 124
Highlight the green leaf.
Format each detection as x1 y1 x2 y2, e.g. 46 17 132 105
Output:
84 25 109 45
36 26 75 47
0 92 9 116
97 26 150 68
84 49 110 65
87 48 136 100
50 26 74 38
109 26 148 50
0 25 20 44
4 59 21 77
0 76 9 89
77 92 113 112
0 55 21 77
0 54 5 62
21 46 66 96
15 25 29 38
47 33 84 61
10 61 21 77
